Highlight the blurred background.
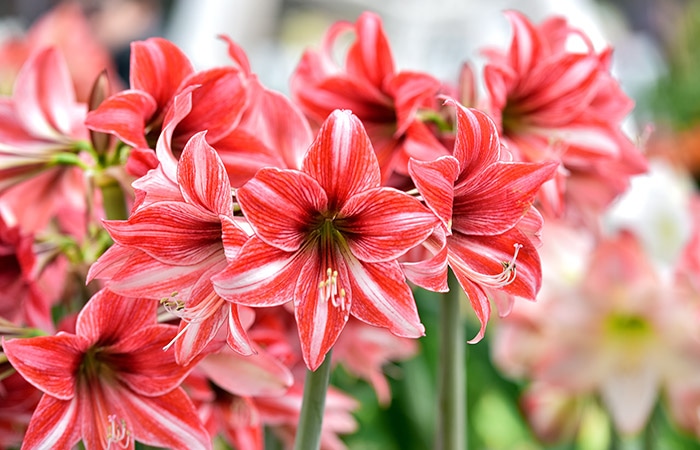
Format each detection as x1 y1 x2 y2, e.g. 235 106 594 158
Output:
1 0 699 448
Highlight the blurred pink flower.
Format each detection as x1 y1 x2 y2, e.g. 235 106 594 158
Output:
493 228 700 436
0 46 90 235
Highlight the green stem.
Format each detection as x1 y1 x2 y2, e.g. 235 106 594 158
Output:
294 350 333 450
99 178 129 221
436 271 465 450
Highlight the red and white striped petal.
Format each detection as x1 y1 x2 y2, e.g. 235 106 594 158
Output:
104 202 222 266
347 258 424 338
178 132 233 216
3 334 86 400
212 236 300 307
452 160 557 236
108 386 211 450
340 187 437 263
302 110 381 210
21 395 81 449
408 155 460 232
451 103 501 181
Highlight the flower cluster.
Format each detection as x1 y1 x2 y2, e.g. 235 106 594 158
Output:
0 4 658 449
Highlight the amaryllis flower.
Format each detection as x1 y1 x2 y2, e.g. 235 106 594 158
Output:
407 101 557 341
86 36 311 186
85 37 246 174
0 366 42 448
89 130 253 364
2 288 210 449
0 212 67 332
213 109 439 370
291 11 447 182
481 10 646 220
0 46 90 234
492 229 700 437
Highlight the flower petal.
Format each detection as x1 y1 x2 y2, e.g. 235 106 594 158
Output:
103 202 222 266
450 102 501 181
115 324 198 396
178 131 233 216
302 110 381 210
452 160 557 236
84 90 157 149
130 37 193 112
198 346 294 397
408 155 460 231
21 395 81 449
340 187 437 263
111 386 211 450
212 236 299 307
3 334 85 400
76 289 157 344
346 258 424 338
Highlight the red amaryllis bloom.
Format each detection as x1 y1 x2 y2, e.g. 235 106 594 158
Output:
2 289 210 449
291 11 447 182
408 101 557 341
0 46 90 235
89 131 253 364
0 367 42 448
85 37 247 174
482 10 646 220
214 110 439 370
0 213 67 332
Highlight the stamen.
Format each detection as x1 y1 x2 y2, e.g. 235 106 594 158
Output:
160 288 224 351
106 414 131 449
318 267 347 310
462 243 523 289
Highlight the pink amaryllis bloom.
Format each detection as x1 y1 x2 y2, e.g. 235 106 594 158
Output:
291 11 447 182
481 10 646 221
2 288 211 449
213 109 439 370
0 46 91 235
88 130 253 364
407 101 557 341
492 228 700 437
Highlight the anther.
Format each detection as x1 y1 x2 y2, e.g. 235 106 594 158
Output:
318 267 346 310
106 414 131 449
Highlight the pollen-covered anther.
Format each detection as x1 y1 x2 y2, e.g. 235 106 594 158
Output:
105 414 131 449
160 292 185 315
468 242 523 289
319 267 347 310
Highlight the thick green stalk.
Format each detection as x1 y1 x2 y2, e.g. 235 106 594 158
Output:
293 350 333 450
99 178 129 221
436 272 465 450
